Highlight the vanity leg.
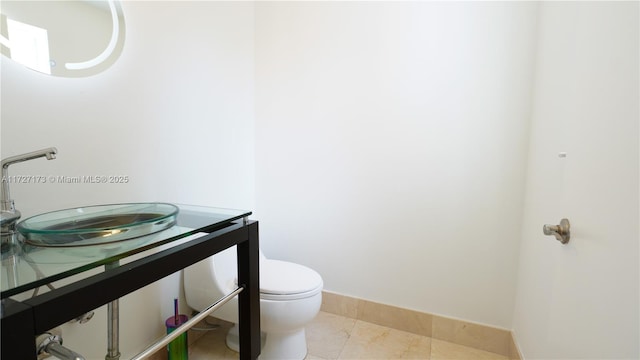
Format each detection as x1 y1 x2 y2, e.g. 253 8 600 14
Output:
105 261 120 360
237 221 260 360
1 298 37 359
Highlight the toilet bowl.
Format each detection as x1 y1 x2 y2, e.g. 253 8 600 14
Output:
184 247 323 359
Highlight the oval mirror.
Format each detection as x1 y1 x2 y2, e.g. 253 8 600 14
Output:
0 0 125 77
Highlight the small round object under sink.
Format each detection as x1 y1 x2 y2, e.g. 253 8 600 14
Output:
17 203 179 247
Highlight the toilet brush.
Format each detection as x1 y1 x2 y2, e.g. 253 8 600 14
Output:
165 298 189 360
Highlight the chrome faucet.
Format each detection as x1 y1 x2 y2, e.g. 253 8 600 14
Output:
1 147 57 244
36 330 86 360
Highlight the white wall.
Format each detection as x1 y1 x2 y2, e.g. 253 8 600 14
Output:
1 2 255 358
4 1 637 358
254 2 538 328
512 2 639 359
1 1 255 215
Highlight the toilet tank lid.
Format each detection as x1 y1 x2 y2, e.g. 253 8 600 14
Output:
258 259 323 295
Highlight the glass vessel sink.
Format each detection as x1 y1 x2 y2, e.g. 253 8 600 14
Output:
17 203 179 247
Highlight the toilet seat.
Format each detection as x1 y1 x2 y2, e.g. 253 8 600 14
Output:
260 282 323 301
236 260 323 301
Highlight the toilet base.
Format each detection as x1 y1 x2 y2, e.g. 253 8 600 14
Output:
225 325 265 352
226 324 308 360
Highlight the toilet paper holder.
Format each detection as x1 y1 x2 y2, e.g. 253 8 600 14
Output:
543 218 570 244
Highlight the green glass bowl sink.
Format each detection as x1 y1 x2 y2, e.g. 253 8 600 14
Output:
17 203 179 247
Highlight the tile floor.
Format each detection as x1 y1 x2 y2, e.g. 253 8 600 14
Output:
188 311 509 360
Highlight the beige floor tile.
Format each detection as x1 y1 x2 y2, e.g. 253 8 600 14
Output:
189 321 239 360
307 311 358 359
430 339 508 360
190 311 509 360
338 320 431 359
306 355 331 360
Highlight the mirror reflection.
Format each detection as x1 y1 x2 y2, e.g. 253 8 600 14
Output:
1 0 125 77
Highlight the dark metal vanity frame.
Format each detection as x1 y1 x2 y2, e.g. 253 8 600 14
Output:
1 220 261 360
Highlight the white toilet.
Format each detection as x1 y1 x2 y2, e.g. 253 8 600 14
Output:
184 247 323 360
